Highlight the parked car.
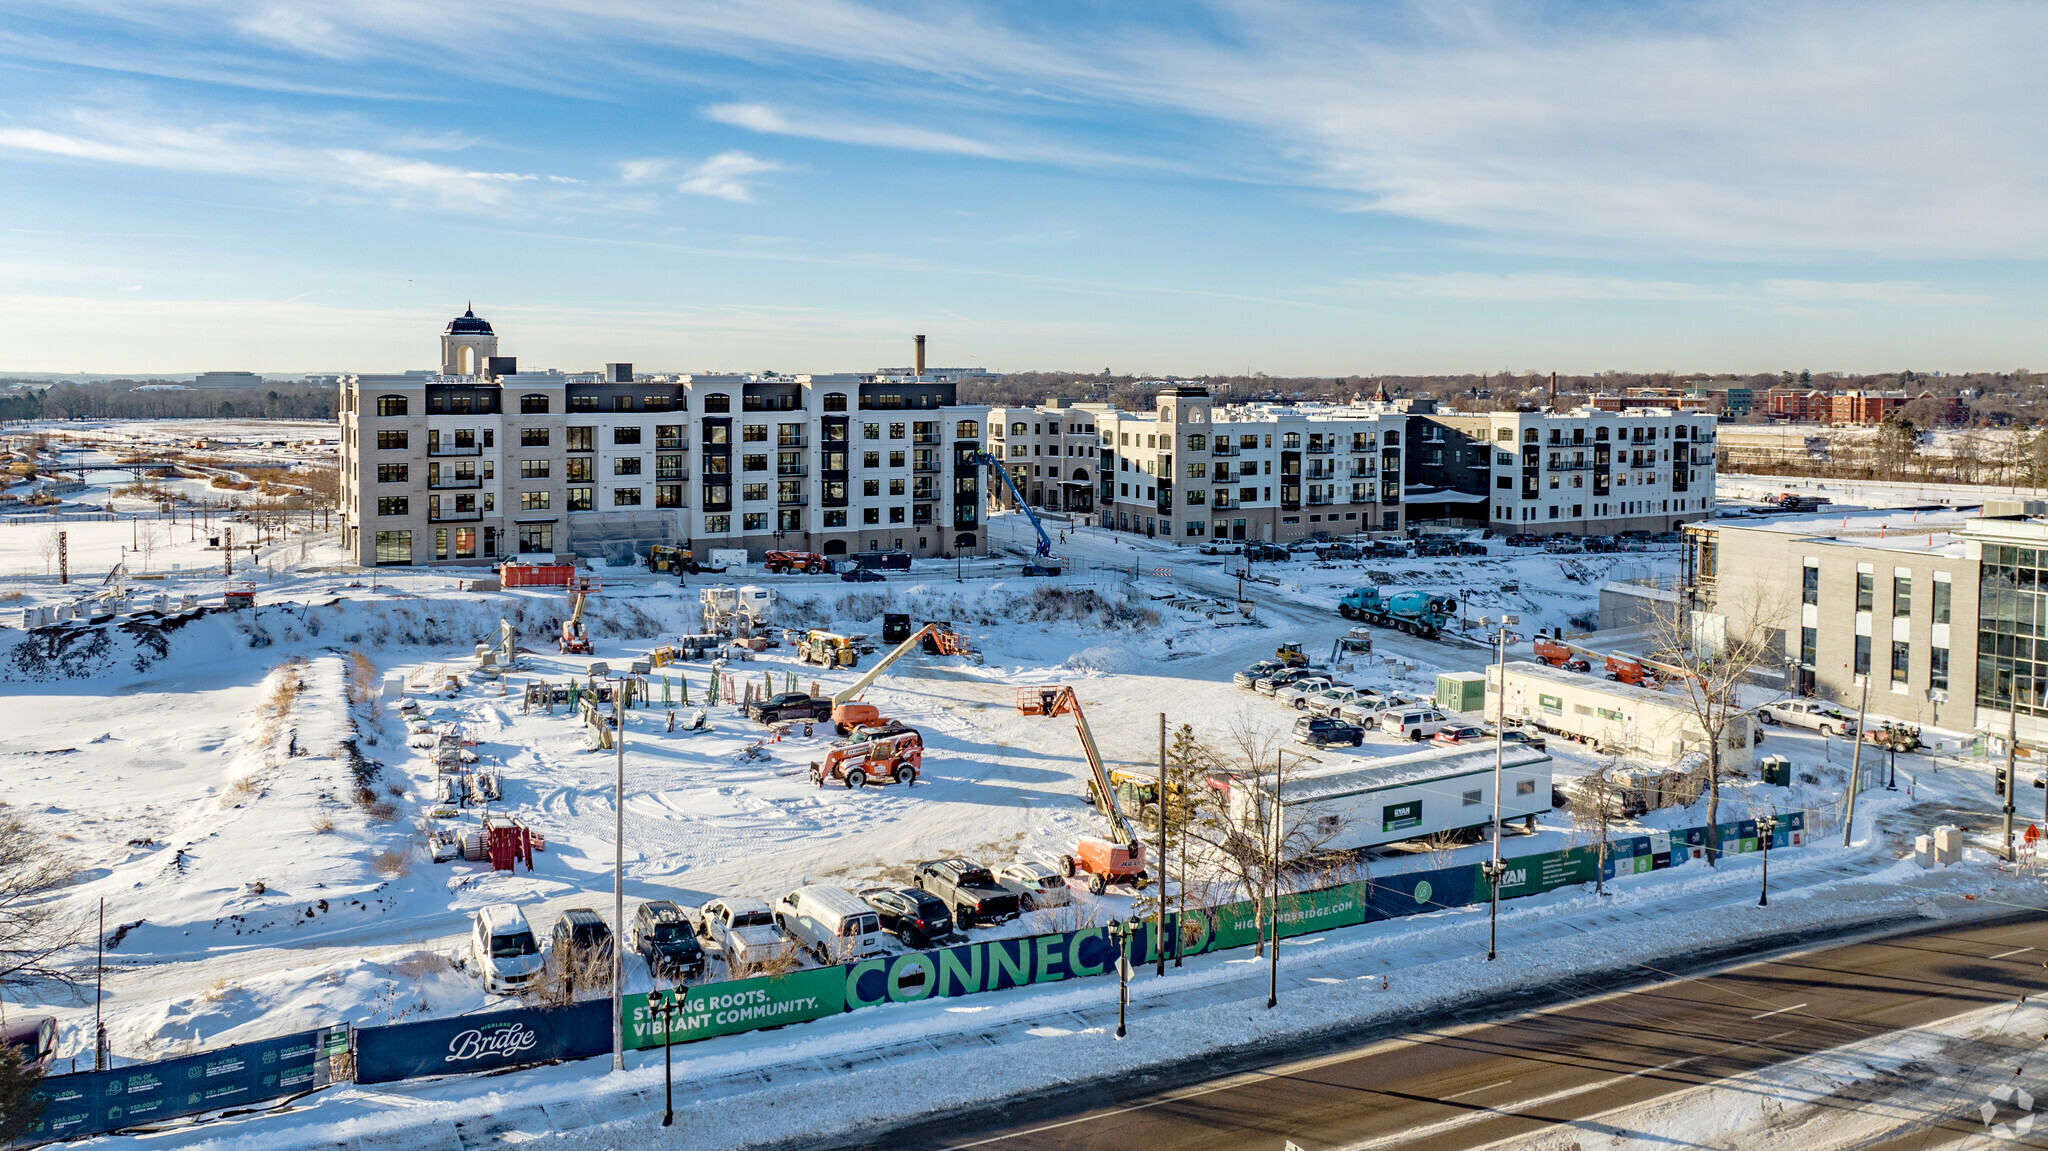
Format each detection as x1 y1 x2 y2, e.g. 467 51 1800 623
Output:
858 887 962 949
912 858 1022 927
1414 539 1461 558
1293 715 1365 748
1244 543 1290 562
1618 530 1654 540
1452 541 1490 556
841 568 888 583
697 896 796 967
1505 534 1545 548
1380 706 1451 741
1432 723 1489 746
1336 694 1402 727
773 885 887 963
1021 562 1063 577
1199 541 1243 556
548 908 616 990
1542 537 1587 554
0 1015 56 1073
1275 676 1342 709
994 861 1074 910
1651 530 1683 544
1234 660 1289 688
1314 543 1363 560
471 903 544 994
631 900 705 980
1500 728 1549 751
1307 687 1381 718
1255 667 1323 696
1756 699 1857 736
1582 535 1619 553
746 691 834 724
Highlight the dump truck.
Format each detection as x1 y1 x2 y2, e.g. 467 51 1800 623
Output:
1338 588 1459 638
1487 660 1754 766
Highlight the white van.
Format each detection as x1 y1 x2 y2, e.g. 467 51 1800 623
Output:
471 904 544 993
1379 706 1451 741
772 885 885 963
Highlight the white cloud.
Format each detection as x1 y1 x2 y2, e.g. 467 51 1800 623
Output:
705 103 1008 159
676 151 788 202
617 158 673 184
1349 272 1990 311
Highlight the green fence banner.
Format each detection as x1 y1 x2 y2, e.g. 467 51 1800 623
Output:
621 966 845 1050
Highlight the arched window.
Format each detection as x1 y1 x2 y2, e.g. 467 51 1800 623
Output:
376 395 408 417
1072 468 1090 481
703 393 730 413
1010 422 1027 436
520 394 549 414
1523 429 1538 443
823 392 848 412
1595 427 1609 440
956 419 980 438
1383 430 1399 445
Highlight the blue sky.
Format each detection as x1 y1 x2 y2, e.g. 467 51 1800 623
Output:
0 0 2042 376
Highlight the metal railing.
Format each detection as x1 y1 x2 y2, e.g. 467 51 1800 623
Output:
429 508 483 522
427 444 481 457
428 475 481 489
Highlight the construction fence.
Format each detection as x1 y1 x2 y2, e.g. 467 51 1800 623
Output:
12 811 1814 1146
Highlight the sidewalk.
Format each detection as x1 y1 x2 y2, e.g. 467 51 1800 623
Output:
113 837 2033 1151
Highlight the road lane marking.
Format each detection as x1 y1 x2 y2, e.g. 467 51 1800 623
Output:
1443 1079 1514 1101
1751 1002 1808 1019
1991 946 2036 960
1322 1056 1704 1151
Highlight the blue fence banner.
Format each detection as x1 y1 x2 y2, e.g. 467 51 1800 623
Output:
19 1027 330 1144
353 1000 609 1085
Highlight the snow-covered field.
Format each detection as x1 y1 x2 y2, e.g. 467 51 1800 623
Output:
0 422 2029 1150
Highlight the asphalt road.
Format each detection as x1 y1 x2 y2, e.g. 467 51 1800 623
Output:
879 914 2048 1151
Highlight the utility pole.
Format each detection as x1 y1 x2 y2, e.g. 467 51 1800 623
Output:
1156 713 1167 977
611 678 626 1071
2004 706 2019 862
1267 749 1282 1010
1841 674 1871 848
93 897 106 1070
1485 614 1518 961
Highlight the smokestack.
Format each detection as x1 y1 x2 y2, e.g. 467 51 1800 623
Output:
1548 371 1557 406
914 334 926 377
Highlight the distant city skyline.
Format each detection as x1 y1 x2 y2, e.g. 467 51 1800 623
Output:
1 1 2042 376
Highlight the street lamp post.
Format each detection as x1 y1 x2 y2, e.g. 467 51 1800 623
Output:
1757 813 1776 907
611 677 626 1071
1111 919 1132 1039
1486 613 1519 962
647 987 681 1125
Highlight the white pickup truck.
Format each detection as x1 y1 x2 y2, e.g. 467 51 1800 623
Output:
1755 699 1858 737
697 896 796 967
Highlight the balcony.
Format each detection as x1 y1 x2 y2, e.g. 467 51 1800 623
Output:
1210 442 1238 456
1629 458 1656 470
777 436 807 449
1305 443 1335 454
778 487 807 505
656 467 690 482
1307 494 1332 506
913 456 941 474
428 475 481 490
429 507 482 523
1212 493 1235 509
913 483 938 502
656 438 690 451
777 464 807 477
1350 466 1378 478
428 443 481 457
913 433 940 445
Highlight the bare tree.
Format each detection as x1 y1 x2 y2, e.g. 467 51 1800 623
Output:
1565 755 1633 896
0 816 82 992
136 521 166 572
35 528 58 576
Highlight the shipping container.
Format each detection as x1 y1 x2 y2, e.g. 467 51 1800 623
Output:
1436 671 1487 713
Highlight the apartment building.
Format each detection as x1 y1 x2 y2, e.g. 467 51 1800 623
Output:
337 311 989 567
1416 407 1716 536
1090 386 1407 542
984 398 1104 513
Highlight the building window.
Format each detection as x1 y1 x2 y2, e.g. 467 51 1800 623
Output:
1802 565 1819 606
1801 626 1817 667
568 395 597 412
566 457 592 483
643 395 673 411
567 487 592 511
614 457 642 476
520 491 550 511
520 394 549 414
889 478 905 496
656 483 682 508
824 509 847 527
566 426 594 452
957 419 979 438
519 428 548 447
743 424 768 442
863 479 880 497
777 509 802 531
376 464 409 483
1855 571 1873 612
1854 634 1871 677
703 393 730 413
377 431 408 450
377 497 409 516
374 530 411 564
864 423 881 440
742 454 768 472
614 426 641 445
614 487 642 506
889 506 906 523
704 515 730 533
863 507 880 525
1892 640 1910 684
376 395 408 416
1893 575 1912 617
518 525 553 553
824 392 848 412
743 483 768 502
1933 578 1951 624
744 512 767 531
520 460 548 479
1931 646 1949 690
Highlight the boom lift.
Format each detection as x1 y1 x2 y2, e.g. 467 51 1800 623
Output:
970 451 1055 559
559 586 592 654
828 621 977 732
1016 685 1149 893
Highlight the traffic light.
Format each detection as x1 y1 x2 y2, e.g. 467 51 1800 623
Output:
1996 766 2011 798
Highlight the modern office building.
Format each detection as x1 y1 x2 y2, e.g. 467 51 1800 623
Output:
337 310 989 567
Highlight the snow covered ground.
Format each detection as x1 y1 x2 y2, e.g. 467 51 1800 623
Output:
0 423 2032 1148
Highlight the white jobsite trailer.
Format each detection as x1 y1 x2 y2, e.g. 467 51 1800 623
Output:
1486 660 1755 766
1217 742 1553 853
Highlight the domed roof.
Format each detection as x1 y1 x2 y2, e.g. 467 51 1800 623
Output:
445 304 493 336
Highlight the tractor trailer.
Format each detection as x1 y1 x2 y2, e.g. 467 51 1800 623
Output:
1211 742 1553 853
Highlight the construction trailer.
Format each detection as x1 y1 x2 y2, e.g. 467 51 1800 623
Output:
1486 660 1755 766
1213 742 1554 853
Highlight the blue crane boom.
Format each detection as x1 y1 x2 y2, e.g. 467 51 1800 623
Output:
971 452 1055 557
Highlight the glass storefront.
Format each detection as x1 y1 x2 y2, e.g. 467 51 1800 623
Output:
1977 543 2048 714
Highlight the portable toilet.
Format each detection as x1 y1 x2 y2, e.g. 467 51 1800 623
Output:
1437 671 1488 714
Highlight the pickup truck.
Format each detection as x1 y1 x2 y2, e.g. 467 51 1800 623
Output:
1755 699 1857 737
746 691 835 724
696 896 796 967
912 858 1021 927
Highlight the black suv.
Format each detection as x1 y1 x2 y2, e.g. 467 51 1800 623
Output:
1292 715 1365 748
747 692 834 724
1244 543 1290 562
630 900 704 980
859 887 962 949
548 908 615 991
